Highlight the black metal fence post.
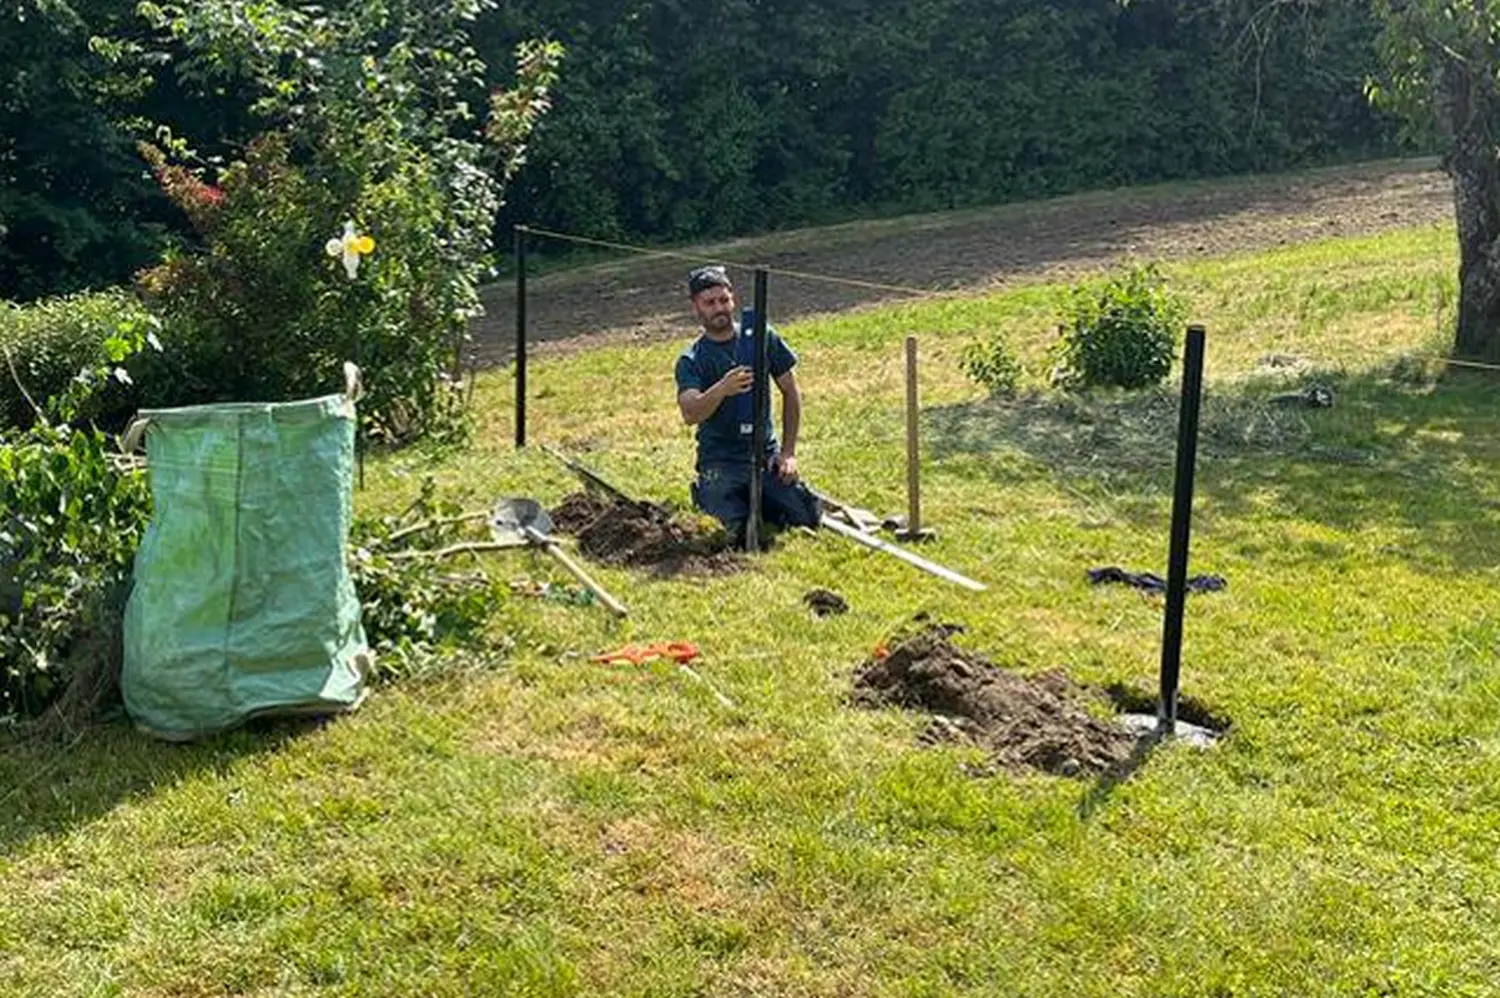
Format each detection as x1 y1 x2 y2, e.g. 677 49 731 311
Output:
350 274 368 491
746 268 769 553
515 224 528 449
1159 324 1207 736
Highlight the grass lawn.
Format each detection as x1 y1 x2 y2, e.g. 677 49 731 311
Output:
5 219 1500 997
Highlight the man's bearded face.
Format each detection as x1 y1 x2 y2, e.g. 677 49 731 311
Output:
692 285 735 334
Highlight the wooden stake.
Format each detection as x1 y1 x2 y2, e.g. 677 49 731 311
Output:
896 335 934 542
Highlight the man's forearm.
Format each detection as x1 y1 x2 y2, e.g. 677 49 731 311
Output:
679 385 724 426
781 387 801 456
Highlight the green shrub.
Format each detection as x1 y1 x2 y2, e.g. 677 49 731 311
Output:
132 133 382 417
0 290 158 430
960 333 1023 397
132 2 562 445
1 320 154 721
1054 264 1187 390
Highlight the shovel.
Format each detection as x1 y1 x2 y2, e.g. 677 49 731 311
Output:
492 498 629 618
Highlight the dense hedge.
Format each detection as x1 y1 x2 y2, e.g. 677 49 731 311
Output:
487 0 1404 247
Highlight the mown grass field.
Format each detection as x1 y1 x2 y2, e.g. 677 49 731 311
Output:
5 217 1500 997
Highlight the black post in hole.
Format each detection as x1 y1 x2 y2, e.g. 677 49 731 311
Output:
514 224 528 449
1158 324 1206 737
355 327 365 491
746 268 769 553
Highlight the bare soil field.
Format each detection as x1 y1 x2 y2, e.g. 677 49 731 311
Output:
472 158 1450 364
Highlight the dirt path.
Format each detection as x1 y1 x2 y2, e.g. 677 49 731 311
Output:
471 159 1450 365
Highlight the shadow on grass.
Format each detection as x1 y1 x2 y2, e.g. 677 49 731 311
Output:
1077 731 1160 820
927 364 1500 574
1077 684 1233 819
0 715 324 856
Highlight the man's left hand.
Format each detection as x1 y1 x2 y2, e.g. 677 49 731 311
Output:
772 453 798 482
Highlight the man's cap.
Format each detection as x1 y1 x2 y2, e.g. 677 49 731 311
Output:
687 265 731 297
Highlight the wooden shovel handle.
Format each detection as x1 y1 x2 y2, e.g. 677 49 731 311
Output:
527 527 628 617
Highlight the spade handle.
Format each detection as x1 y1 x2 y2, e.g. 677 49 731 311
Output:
526 527 629 617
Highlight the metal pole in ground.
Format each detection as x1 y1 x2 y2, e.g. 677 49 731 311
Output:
896 334 934 542
355 326 364 491
1158 324 1207 737
514 224 528 449
746 268 769 553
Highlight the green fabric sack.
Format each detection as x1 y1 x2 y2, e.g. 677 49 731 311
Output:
121 387 370 741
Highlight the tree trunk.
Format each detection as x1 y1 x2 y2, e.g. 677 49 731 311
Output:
1439 55 1500 361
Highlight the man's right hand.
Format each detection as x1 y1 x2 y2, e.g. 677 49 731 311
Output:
714 366 753 398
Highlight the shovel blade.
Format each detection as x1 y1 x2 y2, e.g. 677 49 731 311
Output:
492 498 555 544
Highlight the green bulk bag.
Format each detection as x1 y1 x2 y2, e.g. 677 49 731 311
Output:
122 373 370 740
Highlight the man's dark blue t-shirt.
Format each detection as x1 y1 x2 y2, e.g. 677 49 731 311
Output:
674 325 796 470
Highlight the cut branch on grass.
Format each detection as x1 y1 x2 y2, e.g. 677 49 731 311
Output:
349 477 528 683
383 511 492 546
385 540 527 562
435 572 490 587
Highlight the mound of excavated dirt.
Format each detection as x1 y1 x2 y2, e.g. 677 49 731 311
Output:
854 624 1138 777
550 491 743 578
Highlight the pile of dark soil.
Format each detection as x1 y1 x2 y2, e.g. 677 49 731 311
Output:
550 492 742 578
804 589 849 616
854 624 1139 777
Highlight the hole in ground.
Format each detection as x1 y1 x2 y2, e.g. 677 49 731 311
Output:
852 623 1231 778
1101 682 1231 733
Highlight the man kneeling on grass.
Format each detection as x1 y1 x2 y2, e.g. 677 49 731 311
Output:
674 265 821 547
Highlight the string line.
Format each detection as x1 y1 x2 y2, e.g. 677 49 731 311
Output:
519 223 949 299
